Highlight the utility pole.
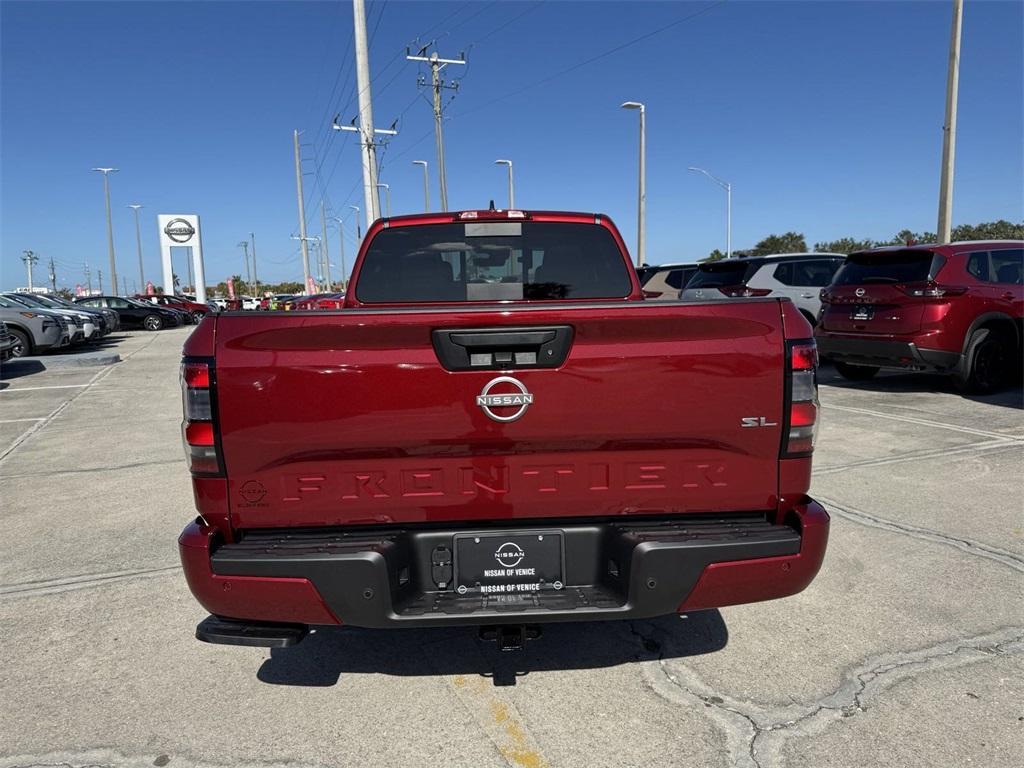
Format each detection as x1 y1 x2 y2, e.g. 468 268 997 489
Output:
334 114 399 226
407 46 466 212
128 204 145 290
122 276 128 296
48 255 57 292
320 200 331 290
84 263 92 294
293 129 312 293
91 168 119 294
937 0 963 244
353 0 381 227
22 250 38 291
250 232 259 296
98 269 104 294
413 160 430 211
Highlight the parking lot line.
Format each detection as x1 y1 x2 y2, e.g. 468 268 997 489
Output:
815 437 1018 475
0 418 45 424
0 384 90 392
827 403 1024 441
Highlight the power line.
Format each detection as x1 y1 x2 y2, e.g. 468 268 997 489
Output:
452 0 724 118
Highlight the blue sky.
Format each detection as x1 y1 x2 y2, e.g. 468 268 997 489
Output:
2 0 1022 291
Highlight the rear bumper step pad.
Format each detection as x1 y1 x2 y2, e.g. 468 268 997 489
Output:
180 502 829 632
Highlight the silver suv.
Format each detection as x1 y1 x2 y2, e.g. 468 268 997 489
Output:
0 296 71 357
679 253 845 324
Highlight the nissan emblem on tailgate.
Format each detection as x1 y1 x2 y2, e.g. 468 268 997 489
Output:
476 376 534 422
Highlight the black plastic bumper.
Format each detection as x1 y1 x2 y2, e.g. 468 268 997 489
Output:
208 514 801 630
816 335 960 371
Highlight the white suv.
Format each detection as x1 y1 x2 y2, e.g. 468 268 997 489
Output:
679 253 845 324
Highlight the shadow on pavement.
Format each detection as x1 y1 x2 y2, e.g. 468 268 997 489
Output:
0 359 46 379
257 610 727 687
818 365 1024 410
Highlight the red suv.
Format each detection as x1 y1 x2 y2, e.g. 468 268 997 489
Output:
135 294 211 322
815 241 1023 393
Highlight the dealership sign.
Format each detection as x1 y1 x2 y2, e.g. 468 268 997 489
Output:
157 214 207 305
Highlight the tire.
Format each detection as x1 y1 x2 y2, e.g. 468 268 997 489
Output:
191 311 206 323
143 314 164 331
834 362 879 381
8 328 31 357
954 330 1011 394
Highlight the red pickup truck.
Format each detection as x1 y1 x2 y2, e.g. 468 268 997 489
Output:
178 210 829 648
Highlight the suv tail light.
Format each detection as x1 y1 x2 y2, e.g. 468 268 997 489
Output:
897 281 967 298
717 286 772 297
181 360 222 475
784 340 818 456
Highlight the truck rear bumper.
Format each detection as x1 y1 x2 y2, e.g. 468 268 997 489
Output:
179 499 829 640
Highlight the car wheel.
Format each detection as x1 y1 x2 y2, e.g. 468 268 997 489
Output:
834 362 879 381
955 330 1010 394
143 314 164 331
191 311 206 323
8 328 31 357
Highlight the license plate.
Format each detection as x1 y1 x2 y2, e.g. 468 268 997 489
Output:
454 531 564 596
851 305 874 321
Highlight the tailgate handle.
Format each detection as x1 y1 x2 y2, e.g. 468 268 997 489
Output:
432 325 573 371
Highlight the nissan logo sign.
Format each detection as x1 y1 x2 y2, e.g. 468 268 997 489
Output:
476 376 534 422
163 218 196 243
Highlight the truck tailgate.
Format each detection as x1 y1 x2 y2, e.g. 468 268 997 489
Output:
212 300 786 529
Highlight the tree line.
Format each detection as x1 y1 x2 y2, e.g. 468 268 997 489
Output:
702 220 1024 261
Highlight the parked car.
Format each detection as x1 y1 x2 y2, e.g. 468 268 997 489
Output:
679 254 845 324
0 296 71 356
2 292 99 343
135 294 210 322
0 321 17 361
241 296 260 310
20 292 118 334
292 292 346 310
816 241 1023 392
76 295 184 330
637 263 699 299
258 294 295 310
178 208 829 649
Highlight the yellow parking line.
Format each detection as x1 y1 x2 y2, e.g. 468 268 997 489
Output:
451 674 549 768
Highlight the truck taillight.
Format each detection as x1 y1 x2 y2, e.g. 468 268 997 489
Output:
181 360 222 475
785 340 818 457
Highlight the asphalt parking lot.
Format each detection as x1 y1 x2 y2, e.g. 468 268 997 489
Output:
1 328 1022 768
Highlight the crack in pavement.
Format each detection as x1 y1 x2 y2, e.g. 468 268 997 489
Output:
641 626 1024 768
814 438 1019 475
0 458 180 480
816 495 1024 574
0 753 316 768
824 403 1024 442
0 565 181 600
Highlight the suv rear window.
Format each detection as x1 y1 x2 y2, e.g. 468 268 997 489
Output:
355 221 633 303
686 260 758 289
832 250 940 286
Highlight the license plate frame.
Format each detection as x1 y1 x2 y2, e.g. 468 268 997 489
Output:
850 305 874 321
453 531 565 596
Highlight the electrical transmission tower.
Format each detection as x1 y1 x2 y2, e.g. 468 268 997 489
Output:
406 44 465 212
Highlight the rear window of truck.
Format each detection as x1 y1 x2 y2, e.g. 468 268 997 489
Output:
832 250 941 285
686 260 758 288
355 221 633 303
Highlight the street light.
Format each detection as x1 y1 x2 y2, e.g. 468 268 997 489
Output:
620 102 645 267
412 160 430 211
688 166 732 259
127 204 144 292
376 183 391 217
349 205 362 240
494 159 514 209
237 241 252 290
326 214 350 290
92 167 119 293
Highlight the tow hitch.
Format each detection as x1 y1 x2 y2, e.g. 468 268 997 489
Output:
478 624 542 652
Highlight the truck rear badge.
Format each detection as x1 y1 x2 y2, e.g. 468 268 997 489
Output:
741 416 778 427
476 376 534 422
494 542 525 568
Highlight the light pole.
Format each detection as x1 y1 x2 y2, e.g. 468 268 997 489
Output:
349 205 362 240
237 241 251 292
412 160 430 211
494 159 514 209
127 204 144 291
936 0 963 244
249 232 259 296
620 102 645 267
376 183 391 217
327 214 349 290
92 167 120 293
688 167 732 259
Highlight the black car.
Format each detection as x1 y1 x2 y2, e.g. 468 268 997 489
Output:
76 295 183 330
